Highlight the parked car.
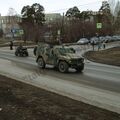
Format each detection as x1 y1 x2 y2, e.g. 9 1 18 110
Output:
99 36 106 42
77 38 89 45
112 35 120 41
104 36 112 43
90 37 99 45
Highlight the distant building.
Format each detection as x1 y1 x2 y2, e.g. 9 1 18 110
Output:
45 13 62 23
108 0 118 16
81 10 103 22
0 13 62 33
114 0 120 17
0 15 21 35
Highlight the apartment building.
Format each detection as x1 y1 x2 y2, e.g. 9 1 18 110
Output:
0 15 21 35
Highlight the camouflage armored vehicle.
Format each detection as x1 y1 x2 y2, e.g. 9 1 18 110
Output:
35 43 84 73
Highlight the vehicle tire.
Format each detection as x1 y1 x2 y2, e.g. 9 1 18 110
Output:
33 47 37 56
37 57 45 69
76 64 84 72
18 53 21 57
15 52 18 56
58 61 69 73
25 52 29 57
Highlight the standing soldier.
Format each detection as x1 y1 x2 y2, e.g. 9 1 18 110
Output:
92 40 95 51
103 41 106 49
98 41 101 51
9 41 13 50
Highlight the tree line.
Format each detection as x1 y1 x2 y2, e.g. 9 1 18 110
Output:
2 1 119 43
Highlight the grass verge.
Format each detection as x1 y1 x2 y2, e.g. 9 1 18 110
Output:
84 46 120 66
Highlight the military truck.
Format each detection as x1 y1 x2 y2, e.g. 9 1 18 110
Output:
34 43 84 73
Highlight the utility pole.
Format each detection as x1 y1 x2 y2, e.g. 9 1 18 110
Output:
60 12 64 44
96 12 103 51
83 13 85 37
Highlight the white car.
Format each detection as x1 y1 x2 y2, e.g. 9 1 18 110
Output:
90 37 99 45
77 38 89 45
99 36 106 42
104 36 112 43
112 35 120 41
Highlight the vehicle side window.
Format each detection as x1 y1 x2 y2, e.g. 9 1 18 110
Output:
45 48 51 56
39 47 44 54
51 50 54 55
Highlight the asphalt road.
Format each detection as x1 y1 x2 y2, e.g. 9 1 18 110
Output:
0 50 120 94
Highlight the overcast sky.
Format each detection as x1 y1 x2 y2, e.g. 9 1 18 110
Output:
0 0 104 16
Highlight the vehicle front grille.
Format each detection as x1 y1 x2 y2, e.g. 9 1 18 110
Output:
71 58 84 64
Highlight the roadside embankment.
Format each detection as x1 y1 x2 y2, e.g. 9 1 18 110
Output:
84 46 120 67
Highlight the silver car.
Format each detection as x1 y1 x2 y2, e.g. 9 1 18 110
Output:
77 38 89 45
90 37 99 45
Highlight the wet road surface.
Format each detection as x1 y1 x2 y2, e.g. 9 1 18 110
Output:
0 50 120 93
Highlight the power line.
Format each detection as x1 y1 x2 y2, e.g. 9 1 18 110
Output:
47 0 102 13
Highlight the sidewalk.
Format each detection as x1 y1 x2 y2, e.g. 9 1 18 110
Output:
0 58 120 114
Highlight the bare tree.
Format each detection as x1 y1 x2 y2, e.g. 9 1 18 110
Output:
8 8 17 16
21 3 45 42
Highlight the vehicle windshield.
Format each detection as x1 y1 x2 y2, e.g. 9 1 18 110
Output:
58 47 75 54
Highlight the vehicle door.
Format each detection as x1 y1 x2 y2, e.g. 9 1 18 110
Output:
46 48 55 64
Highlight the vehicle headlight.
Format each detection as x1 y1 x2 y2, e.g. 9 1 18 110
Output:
68 60 72 63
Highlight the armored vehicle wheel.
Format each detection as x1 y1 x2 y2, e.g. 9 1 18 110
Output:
37 57 45 68
58 61 69 73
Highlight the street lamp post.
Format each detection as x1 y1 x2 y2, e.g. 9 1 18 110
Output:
96 11 103 35
82 13 85 38
96 11 103 51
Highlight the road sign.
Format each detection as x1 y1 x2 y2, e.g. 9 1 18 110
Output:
96 23 102 29
19 29 24 35
11 29 24 35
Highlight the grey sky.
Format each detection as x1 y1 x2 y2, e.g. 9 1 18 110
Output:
0 0 103 16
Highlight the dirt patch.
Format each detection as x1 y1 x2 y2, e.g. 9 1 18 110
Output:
0 75 120 120
85 47 120 66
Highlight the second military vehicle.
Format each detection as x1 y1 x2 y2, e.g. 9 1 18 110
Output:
34 43 84 73
15 45 29 57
